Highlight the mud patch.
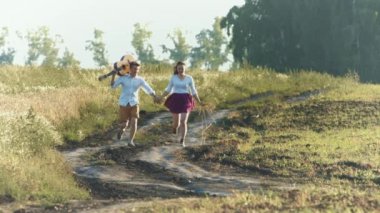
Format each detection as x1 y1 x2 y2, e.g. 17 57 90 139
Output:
77 175 196 200
0 194 15 204
221 100 380 132
182 144 275 176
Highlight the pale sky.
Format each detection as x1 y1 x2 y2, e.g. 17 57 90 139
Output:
0 0 244 68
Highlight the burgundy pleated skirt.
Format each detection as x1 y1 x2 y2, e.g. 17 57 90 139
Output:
164 93 195 113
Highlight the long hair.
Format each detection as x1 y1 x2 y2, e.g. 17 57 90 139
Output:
173 61 186 75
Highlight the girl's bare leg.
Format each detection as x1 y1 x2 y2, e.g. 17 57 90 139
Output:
179 112 190 146
172 113 180 134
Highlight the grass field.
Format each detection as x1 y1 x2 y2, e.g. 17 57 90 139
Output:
0 64 379 211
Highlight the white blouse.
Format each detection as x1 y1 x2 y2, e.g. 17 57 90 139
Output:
165 75 198 95
112 74 155 106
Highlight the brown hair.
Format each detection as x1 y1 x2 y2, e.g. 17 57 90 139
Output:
173 61 186 75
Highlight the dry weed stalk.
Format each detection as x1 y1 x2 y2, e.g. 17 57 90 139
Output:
198 103 215 144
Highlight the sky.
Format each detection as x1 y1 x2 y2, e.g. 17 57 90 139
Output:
0 0 245 68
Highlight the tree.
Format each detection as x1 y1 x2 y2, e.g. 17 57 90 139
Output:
131 23 156 64
24 26 62 67
222 0 380 82
0 47 15 65
190 17 230 70
161 29 191 62
85 29 109 67
58 48 80 69
0 27 15 65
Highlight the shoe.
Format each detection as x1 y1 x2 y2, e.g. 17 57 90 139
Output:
117 130 124 140
128 141 135 147
180 138 185 147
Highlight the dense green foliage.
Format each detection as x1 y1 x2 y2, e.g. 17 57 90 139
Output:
85 29 109 67
0 27 15 65
131 23 157 64
161 29 191 62
24 26 62 67
190 17 230 70
222 0 380 82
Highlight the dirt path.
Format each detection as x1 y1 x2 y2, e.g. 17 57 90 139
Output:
130 110 288 195
62 113 196 200
57 108 293 212
6 91 321 212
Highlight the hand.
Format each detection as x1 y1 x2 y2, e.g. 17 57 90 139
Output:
98 74 107 81
153 95 163 104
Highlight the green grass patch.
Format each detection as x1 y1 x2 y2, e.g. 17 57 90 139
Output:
134 182 379 212
188 100 380 185
58 101 118 143
0 109 89 203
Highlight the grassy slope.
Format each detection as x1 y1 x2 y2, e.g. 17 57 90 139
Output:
0 65 379 211
136 69 380 212
176 87 379 210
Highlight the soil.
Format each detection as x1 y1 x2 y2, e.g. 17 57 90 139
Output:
3 92 320 213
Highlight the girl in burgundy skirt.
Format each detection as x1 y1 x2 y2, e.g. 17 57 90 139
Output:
161 61 202 147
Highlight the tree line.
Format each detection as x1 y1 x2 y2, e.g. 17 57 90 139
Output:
2 1 379 82
222 0 380 83
0 17 229 70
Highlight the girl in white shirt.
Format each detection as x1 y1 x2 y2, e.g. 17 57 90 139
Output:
161 61 202 147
